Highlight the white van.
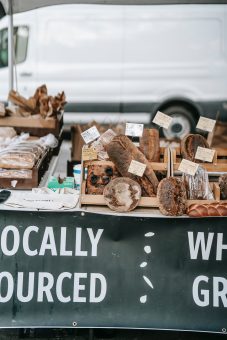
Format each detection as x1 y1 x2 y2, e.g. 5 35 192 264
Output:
0 4 227 138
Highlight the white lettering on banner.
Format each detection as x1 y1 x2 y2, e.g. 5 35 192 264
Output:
90 273 107 303
0 272 14 302
188 232 227 261
37 272 54 302
0 272 107 304
23 226 38 256
0 226 107 305
17 272 35 303
188 232 214 260
192 276 227 308
216 233 227 261
87 228 103 257
1 225 20 256
0 226 104 257
60 227 72 256
192 276 209 307
56 272 72 303
39 227 57 256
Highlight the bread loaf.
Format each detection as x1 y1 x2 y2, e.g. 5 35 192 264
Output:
181 134 209 162
86 162 119 194
139 128 160 162
188 203 227 217
106 135 159 196
157 177 187 216
219 175 227 200
103 177 141 212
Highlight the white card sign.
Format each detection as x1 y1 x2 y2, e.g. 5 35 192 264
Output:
196 117 216 132
128 160 146 177
195 147 215 163
125 123 144 137
81 126 100 144
178 159 199 176
152 111 173 129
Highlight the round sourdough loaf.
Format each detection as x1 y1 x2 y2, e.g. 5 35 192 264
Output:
103 177 141 212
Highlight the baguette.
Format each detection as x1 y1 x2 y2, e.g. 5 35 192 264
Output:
188 203 227 217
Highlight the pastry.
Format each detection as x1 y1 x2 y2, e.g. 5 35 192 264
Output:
188 203 227 217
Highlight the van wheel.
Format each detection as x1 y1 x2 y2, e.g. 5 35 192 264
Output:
160 105 196 140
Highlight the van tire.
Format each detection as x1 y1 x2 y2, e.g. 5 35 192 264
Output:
160 105 197 139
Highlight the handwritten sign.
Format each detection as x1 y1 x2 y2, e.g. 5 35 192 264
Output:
195 147 215 163
178 159 199 176
152 111 173 129
82 147 98 161
196 117 216 133
128 160 146 177
125 123 144 137
81 126 100 144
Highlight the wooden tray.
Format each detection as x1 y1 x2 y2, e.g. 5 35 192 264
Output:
80 159 225 208
173 147 227 172
0 112 63 137
0 150 51 190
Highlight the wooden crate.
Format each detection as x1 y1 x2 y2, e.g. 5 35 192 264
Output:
0 150 51 190
173 147 227 172
0 112 63 137
80 159 225 208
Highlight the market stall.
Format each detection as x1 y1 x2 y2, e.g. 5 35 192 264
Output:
0 0 227 335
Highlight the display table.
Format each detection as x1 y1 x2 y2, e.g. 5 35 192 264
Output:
0 143 226 333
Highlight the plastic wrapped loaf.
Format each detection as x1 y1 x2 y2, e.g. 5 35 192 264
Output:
182 166 214 200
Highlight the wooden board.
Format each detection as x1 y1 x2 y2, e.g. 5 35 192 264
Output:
0 112 63 137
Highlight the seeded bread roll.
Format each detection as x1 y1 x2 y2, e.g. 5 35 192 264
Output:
103 177 141 212
139 128 160 162
219 174 227 200
106 135 159 196
181 134 209 162
157 177 187 216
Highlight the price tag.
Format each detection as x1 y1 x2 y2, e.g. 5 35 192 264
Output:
178 159 199 176
81 126 100 144
196 117 216 132
82 147 98 161
152 111 173 129
125 123 144 137
195 146 215 163
128 160 146 177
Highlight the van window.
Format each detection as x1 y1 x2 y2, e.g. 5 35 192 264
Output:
0 26 29 68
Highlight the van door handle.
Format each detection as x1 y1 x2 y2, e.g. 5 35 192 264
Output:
19 72 33 77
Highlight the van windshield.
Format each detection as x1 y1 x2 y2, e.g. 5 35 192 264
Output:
0 26 29 68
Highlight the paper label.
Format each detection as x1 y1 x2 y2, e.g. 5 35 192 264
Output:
81 126 100 144
178 159 199 176
125 123 144 137
82 147 98 161
128 160 146 177
152 111 173 129
195 146 215 163
196 116 216 132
